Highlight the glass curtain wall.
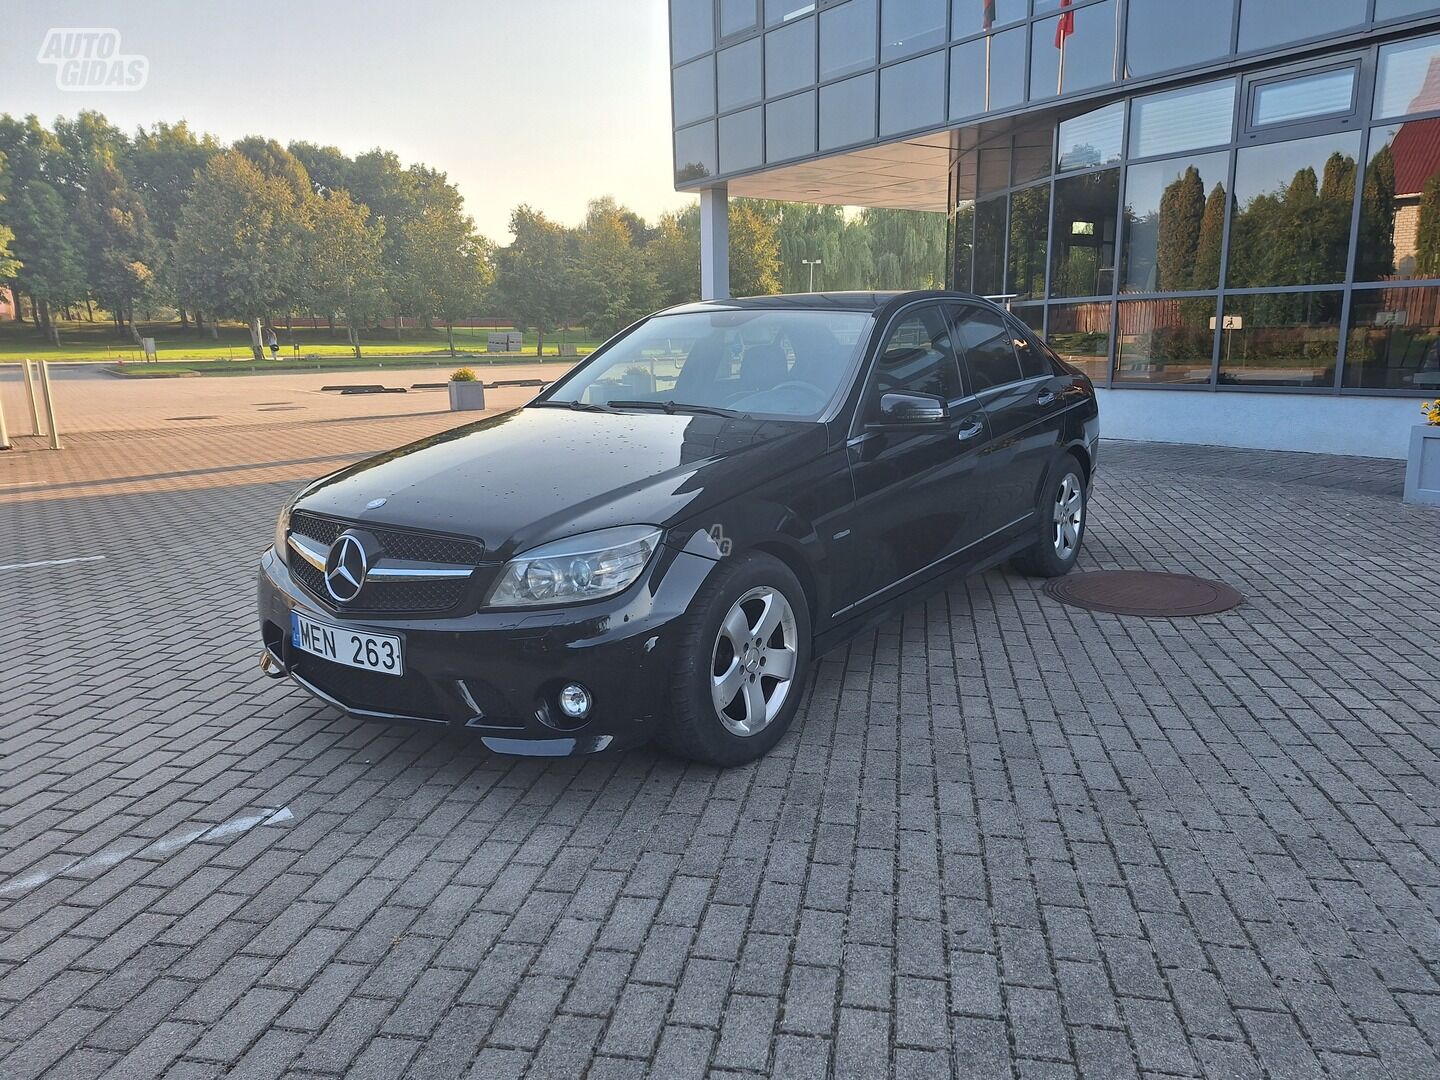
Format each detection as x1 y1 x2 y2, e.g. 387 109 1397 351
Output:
950 29 1440 396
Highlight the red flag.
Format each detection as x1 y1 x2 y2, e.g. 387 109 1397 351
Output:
982 1 996 31
1055 0 1075 49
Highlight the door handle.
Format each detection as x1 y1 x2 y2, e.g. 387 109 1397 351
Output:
1037 389 1058 406
956 419 984 441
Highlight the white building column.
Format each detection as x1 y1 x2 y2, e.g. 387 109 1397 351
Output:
699 184 730 300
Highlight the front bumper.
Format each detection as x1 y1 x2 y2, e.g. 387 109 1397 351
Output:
257 544 717 755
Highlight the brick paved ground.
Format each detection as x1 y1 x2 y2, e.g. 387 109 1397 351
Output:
1 403 1438 1079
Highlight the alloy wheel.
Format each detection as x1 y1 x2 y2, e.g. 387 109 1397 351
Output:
710 586 799 737
1053 472 1084 560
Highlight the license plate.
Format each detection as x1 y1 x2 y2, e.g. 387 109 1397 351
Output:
290 611 404 676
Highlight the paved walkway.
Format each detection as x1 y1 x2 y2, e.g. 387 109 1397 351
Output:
1 401 1438 1079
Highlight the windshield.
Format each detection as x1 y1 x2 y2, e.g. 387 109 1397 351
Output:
542 309 873 420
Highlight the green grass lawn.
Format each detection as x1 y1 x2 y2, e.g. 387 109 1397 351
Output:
0 320 601 365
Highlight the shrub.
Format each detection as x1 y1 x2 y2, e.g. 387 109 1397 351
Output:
450 367 477 382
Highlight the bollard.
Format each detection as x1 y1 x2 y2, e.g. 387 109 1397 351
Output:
0 384 10 450
22 359 44 435
36 360 61 450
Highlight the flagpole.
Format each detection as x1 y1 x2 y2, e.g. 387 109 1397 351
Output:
985 33 992 111
1058 34 1066 96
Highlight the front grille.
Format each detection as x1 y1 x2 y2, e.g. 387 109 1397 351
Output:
287 511 485 614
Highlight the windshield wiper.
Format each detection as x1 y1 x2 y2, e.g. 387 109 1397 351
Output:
532 399 615 413
608 399 740 418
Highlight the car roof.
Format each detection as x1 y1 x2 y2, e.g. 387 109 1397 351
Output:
659 290 996 316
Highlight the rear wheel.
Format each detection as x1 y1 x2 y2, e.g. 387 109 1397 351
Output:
1013 453 1087 578
658 552 812 766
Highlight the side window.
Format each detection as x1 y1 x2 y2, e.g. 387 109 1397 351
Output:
1011 324 1052 380
867 305 961 412
952 306 1024 392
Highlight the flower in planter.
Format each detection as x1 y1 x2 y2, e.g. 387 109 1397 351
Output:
1423 400 1440 427
451 368 477 382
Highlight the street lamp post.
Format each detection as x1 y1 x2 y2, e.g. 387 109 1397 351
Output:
801 258 822 292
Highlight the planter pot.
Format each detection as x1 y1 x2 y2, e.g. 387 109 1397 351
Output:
448 381 486 411
1404 424 1440 506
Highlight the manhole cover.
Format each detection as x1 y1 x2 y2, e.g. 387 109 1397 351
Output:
1044 571 1244 617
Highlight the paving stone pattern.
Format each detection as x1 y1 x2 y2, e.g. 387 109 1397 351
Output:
1 415 1438 1079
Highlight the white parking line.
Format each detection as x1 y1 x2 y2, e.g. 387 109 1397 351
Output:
0 806 294 897
0 555 107 571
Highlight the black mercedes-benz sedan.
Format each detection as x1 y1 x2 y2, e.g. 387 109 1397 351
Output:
258 291 1098 765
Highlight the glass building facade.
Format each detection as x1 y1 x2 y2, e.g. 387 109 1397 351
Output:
671 1 1440 408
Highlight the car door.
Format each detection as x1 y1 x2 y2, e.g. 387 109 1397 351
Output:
952 304 1068 536
835 302 991 615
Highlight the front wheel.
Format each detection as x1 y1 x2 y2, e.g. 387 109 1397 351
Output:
1013 453 1088 578
658 552 812 766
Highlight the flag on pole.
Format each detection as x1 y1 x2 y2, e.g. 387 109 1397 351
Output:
1055 0 1075 49
982 0 996 31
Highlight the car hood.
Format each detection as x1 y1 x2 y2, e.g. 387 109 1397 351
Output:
291 406 828 559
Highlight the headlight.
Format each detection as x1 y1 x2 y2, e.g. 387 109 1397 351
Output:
274 502 292 556
485 526 663 607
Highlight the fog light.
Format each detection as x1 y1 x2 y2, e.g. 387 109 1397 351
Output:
558 683 592 719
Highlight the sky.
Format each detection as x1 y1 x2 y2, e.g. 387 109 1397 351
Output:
0 0 692 241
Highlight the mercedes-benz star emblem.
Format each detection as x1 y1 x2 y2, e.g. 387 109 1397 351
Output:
323 533 369 603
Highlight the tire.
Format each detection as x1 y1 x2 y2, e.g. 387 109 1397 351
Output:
1012 452 1088 578
657 551 813 767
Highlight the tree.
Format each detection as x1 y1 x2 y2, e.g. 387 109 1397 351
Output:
0 115 87 341
494 206 571 355
77 152 157 340
1358 143 1397 279
173 151 307 360
1416 173 1440 281
728 201 781 297
0 152 21 284
646 207 700 307
1155 166 1205 291
571 198 658 338
397 197 494 355
129 121 220 327
1193 183 1226 292
232 136 312 199
304 190 386 358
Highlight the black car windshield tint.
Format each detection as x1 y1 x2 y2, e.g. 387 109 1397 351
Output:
545 310 874 420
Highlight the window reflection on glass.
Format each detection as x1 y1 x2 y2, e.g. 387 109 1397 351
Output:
675 122 717 183
1008 184 1050 300
1237 0 1365 53
1227 132 1360 288
819 73 877 149
1123 151 1229 293
722 0 759 36
719 107 764 173
1050 169 1119 298
1217 292 1343 387
1357 118 1440 282
766 0 816 26
671 0 715 62
978 146 1012 194
1375 0 1440 22
954 0 1026 37
1252 68 1355 128
1113 298 1216 383
820 0 877 80
673 56 716 127
973 195 1007 295
719 39 764 112
1030 0 1117 100
766 92 816 161
949 26 1026 118
1047 302 1111 382
1344 287 1440 390
1124 0 1234 79
954 200 976 290
1012 125 1053 186
879 51 947 135
1057 102 1123 172
881 0 947 63
1129 81 1234 159
1011 304 1045 334
1374 33 1440 121
766 18 816 98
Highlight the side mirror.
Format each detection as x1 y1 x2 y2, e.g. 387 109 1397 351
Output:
873 391 948 427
